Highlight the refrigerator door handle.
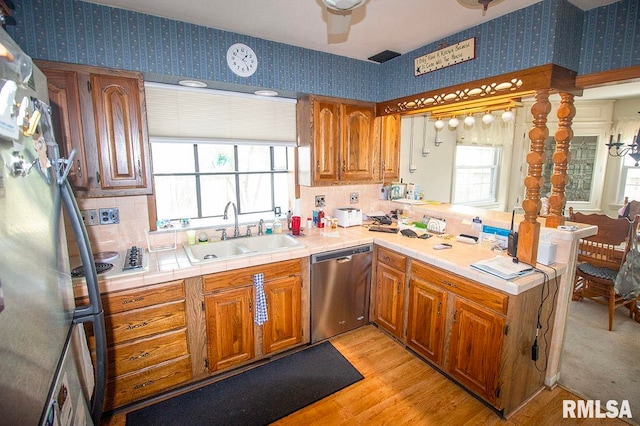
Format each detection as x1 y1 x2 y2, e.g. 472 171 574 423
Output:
60 178 106 425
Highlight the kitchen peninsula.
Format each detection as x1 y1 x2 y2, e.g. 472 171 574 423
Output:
73 204 595 417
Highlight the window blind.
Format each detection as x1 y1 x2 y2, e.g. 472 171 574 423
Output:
144 82 297 143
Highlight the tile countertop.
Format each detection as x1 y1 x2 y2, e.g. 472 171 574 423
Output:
73 215 597 298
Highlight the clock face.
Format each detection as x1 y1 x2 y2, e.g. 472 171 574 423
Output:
226 43 258 77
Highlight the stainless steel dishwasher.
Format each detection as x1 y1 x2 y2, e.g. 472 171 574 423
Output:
310 244 372 343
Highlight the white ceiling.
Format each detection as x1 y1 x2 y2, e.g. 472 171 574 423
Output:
81 0 634 98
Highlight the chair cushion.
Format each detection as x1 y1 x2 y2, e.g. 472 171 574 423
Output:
577 263 617 281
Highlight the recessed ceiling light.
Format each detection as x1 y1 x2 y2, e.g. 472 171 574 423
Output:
178 80 207 88
254 89 279 97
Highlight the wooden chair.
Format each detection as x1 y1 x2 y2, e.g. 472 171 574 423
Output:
572 212 638 331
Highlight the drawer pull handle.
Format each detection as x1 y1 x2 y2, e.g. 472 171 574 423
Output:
137 158 142 178
122 296 144 305
133 380 154 390
129 352 149 361
125 321 148 330
442 280 456 288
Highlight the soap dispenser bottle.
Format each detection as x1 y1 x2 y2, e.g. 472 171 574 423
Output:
273 215 282 234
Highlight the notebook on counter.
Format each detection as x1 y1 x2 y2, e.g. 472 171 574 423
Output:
470 256 535 280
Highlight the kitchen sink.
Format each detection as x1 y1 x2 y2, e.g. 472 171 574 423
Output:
183 233 304 264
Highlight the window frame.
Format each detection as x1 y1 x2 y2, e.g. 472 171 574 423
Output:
149 138 294 229
451 145 502 206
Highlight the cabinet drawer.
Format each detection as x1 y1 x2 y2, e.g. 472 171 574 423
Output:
102 280 185 314
105 355 192 409
203 259 301 293
411 261 508 315
377 247 406 271
106 300 187 345
107 328 189 377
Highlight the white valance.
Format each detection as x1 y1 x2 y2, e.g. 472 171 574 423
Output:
455 112 515 146
610 117 640 144
144 83 297 143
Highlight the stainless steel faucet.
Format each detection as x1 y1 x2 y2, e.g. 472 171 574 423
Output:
223 201 240 238
258 219 264 236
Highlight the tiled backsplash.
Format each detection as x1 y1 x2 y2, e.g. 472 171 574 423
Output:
66 195 150 257
68 184 392 255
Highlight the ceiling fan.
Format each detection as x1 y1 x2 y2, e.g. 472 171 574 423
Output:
322 0 367 36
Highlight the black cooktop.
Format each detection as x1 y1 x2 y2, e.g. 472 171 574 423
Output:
70 262 114 278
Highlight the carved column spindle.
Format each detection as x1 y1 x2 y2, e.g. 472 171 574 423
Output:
546 92 575 228
518 89 550 265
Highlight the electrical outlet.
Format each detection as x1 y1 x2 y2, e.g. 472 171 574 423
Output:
350 192 359 204
315 195 325 208
81 209 99 226
99 208 119 225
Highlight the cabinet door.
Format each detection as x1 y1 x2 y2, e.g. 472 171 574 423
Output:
263 275 302 354
374 262 405 338
341 104 376 181
379 114 401 181
42 68 90 189
204 287 254 372
448 297 505 405
312 100 340 182
91 73 149 191
406 276 446 365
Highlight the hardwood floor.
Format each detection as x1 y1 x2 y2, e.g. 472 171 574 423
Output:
103 325 628 425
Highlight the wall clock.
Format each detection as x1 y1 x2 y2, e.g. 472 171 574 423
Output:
226 43 258 77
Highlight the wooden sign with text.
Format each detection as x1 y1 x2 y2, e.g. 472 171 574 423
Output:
414 38 476 76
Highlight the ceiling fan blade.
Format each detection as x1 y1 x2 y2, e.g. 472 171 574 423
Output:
327 9 352 35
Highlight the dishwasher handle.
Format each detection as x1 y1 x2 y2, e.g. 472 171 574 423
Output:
336 256 352 263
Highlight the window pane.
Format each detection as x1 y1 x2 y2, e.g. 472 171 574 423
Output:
154 175 198 219
200 175 237 217
152 143 195 173
239 173 273 213
238 145 270 172
198 144 235 172
274 173 289 212
454 146 499 204
541 136 597 202
624 168 640 201
273 146 288 171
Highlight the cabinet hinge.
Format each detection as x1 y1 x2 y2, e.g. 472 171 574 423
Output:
495 386 501 399
504 325 509 336
87 80 91 92
201 301 205 311
204 358 208 369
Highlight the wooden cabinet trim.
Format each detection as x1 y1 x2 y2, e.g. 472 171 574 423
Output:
410 260 508 315
203 259 301 293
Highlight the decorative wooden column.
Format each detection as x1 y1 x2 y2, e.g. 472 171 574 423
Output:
518 89 551 265
546 92 575 228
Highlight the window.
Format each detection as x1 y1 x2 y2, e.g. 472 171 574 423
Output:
541 136 597 202
619 155 640 202
453 146 501 204
152 140 293 223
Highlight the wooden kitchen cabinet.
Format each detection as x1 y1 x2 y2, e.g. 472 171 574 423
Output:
406 259 555 415
37 60 152 197
263 275 302 354
204 286 255 372
406 276 446 365
375 114 401 181
374 247 406 339
297 95 378 185
202 259 303 373
448 297 505 404
87 280 192 410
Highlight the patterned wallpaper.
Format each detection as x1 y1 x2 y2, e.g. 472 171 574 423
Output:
6 0 637 103
579 0 640 75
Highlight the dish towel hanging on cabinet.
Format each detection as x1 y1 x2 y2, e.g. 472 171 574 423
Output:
253 273 268 325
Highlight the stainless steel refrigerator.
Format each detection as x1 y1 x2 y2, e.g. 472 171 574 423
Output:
0 28 106 425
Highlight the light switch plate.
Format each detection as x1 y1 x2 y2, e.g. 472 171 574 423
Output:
81 209 99 226
315 195 325 208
